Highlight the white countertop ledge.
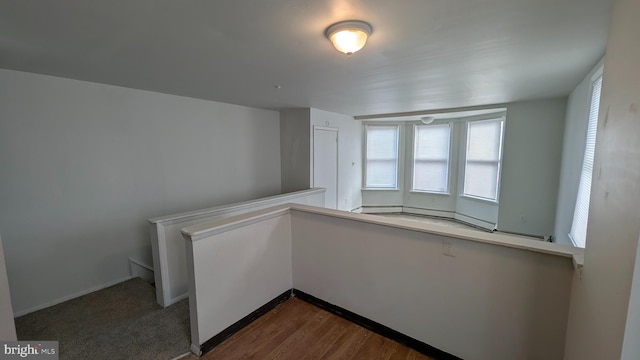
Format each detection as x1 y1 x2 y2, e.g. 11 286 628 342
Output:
148 188 325 225
181 203 585 270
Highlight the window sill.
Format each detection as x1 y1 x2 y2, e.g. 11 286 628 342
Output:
568 233 586 249
460 194 499 205
362 188 401 191
409 190 450 196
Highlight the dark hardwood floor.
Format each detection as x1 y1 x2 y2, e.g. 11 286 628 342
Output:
181 297 432 359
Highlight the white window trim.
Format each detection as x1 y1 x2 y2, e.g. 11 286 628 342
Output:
363 124 400 190
569 67 604 248
460 116 506 204
410 123 452 195
460 192 502 205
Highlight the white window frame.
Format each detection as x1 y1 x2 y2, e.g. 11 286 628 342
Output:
461 117 505 203
411 123 452 194
569 69 603 248
363 124 400 190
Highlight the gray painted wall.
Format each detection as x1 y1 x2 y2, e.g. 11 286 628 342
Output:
280 109 311 193
498 98 567 237
563 0 640 357
0 69 282 315
554 58 605 246
0 235 16 340
280 108 363 212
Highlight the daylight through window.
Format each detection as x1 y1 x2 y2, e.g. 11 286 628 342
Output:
365 125 399 189
570 75 603 248
463 118 505 201
412 123 451 193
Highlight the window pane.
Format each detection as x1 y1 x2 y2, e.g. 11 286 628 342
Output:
365 126 399 188
467 120 502 161
414 160 448 192
464 162 499 200
367 160 397 188
412 124 450 192
415 124 450 160
463 118 504 201
367 126 398 160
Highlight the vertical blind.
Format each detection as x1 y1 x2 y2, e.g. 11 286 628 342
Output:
365 125 399 188
570 75 603 248
412 124 451 193
463 118 504 201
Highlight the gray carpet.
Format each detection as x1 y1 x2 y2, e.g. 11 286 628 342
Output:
15 277 190 360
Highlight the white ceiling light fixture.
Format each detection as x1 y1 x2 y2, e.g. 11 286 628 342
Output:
421 116 435 125
325 20 372 56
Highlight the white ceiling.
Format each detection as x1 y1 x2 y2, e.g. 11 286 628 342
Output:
0 0 612 117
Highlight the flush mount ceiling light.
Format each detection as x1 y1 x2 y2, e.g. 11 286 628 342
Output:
325 20 372 55
421 116 436 125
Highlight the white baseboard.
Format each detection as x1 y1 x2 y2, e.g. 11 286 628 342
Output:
402 207 455 219
165 292 189 307
495 229 546 240
14 275 134 317
350 207 363 213
455 213 496 231
190 343 201 356
171 353 191 360
363 206 496 231
129 258 154 284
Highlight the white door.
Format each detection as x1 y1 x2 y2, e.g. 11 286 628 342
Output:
313 127 338 209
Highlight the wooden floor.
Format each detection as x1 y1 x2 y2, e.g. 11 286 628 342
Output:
181 297 432 360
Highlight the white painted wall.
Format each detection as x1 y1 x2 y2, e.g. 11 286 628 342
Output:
280 109 311 193
0 235 16 340
622 233 640 359
291 209 574 360
310 108 362 211
148 188 324 307
182 208 293 351
497 98 566 237
0 69 282 315
563 0 640 357
554 57 605 246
